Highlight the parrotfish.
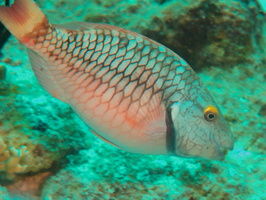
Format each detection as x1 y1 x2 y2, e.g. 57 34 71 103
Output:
0 0 234 159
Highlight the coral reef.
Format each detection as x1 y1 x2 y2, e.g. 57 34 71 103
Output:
0 138 29 180
148 0 265 70
0 0 265 199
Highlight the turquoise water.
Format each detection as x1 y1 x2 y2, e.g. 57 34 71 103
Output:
0 0 265 199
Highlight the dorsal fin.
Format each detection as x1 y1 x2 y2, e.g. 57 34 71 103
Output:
54 21 133 33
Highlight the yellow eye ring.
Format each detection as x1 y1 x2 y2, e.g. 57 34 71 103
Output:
204 106 218 122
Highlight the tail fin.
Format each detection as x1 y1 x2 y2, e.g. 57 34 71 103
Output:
0 0 47 41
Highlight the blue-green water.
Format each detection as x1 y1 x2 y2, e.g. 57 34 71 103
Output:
0 0 265 199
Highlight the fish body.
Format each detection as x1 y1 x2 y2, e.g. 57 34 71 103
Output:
0 0 234 159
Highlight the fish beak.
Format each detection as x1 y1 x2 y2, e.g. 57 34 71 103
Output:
221 130 235 150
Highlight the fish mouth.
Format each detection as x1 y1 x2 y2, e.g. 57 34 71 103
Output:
211 129 234 160
213 145 230 160
213 137 234 160
213 128 235 149
216 137 234 151
214 134 235 150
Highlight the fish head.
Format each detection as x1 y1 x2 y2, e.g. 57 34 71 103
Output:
168 86 234 160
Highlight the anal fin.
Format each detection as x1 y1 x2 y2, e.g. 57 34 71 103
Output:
90 129 124 150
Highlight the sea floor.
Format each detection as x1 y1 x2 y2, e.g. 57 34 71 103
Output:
0 0 265 199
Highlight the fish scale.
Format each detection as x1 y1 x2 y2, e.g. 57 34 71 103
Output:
22 20 199 151
25 24 200 153
0 0 234 159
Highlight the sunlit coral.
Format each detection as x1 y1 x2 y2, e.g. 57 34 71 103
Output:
0 138 29 180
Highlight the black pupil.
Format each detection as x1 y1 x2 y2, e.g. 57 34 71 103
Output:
208 113 215 119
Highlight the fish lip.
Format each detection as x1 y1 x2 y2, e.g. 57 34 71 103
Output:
218 139 234 150
212 137 234 160
221 135 235 150
226 140 234 150
214 140 234 156
211 131 234 160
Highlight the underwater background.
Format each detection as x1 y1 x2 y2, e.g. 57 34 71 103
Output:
0 0 265 199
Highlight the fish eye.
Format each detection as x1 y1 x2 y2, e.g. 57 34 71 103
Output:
204 106 218 122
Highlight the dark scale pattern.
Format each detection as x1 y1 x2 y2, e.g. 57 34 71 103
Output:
35 24 200 118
